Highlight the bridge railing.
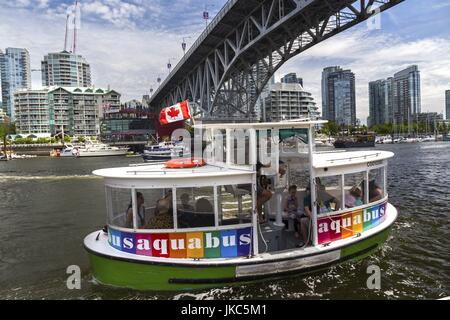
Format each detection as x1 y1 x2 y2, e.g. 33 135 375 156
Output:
151 0 239 102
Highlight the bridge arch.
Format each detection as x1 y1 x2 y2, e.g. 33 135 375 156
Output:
150 0 404 121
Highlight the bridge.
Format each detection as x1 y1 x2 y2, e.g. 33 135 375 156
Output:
149 0 404 122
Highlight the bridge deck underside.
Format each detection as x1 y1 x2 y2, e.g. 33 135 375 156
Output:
150 0 404 122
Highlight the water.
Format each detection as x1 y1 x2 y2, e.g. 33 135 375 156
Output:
0 143 449 300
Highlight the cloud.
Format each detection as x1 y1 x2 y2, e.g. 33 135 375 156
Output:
80 0 146 28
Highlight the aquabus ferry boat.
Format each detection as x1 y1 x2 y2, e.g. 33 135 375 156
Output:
84 120 397 291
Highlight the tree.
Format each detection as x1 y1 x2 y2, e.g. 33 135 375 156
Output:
0 123 13 157
321 121 340 136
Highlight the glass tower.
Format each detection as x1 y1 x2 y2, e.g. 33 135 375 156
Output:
0 48 31 121
322 66 356 126
393 65 421 127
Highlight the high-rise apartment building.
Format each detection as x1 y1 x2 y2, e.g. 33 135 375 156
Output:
393 65 421 125
369 65 421 127
0 48 31 121
281 73 303 87
41 51 92 87
368 78 393 127
322 66 356 126
446 90 450 121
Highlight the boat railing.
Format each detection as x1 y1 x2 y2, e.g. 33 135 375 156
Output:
326 152 382 164
124 163 254 176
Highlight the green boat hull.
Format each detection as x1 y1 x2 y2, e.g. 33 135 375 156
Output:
87 226 392 291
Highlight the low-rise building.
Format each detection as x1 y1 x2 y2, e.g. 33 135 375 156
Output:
263 82 320 122
101 98 156 142
14 89 49 135
0 108 10 123
14 86 121 136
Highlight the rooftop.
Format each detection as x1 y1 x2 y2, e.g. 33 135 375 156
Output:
93 163 253 180
313 150 394 169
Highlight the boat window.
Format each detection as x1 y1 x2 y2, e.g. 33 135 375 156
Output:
368 167 385 202
316 176 342 213
218 184 253 226
176 187 215 229
135 189 174 230
279 128 310 155
106 187 133 228
344 172 366 208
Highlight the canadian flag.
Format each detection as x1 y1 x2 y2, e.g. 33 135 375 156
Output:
159 101 192 125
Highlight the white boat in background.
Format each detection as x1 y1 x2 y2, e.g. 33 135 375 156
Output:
375 136 393 144
314 140 334 147
421 135 435 142
142 141 191 161
76 141 129 157
59 144 80 157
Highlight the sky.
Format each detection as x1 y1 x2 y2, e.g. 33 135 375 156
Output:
0 0 449 123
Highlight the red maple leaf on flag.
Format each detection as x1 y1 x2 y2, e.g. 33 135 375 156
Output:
167 107 180 118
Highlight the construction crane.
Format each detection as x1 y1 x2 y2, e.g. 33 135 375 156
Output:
64 13 70 51
72 0 79 54
62 1 79 53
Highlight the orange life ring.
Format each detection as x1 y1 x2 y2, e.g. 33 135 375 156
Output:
164 158 206 169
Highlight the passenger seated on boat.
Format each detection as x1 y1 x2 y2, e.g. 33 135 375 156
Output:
361 180 383 203
193 198 215 227
125 192 146 228
316 179 341 213
368 180 383 202
284 185 299 217
154 190 173 215
179 193 194 212
345 187 364 208
144 192 173 229
177 193 195 228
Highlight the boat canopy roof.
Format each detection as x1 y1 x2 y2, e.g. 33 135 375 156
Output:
194 119 327 130
313 150 394 169
93 164 254 188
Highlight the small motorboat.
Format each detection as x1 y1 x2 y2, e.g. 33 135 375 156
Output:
75 141 129 157
142 141 190 162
